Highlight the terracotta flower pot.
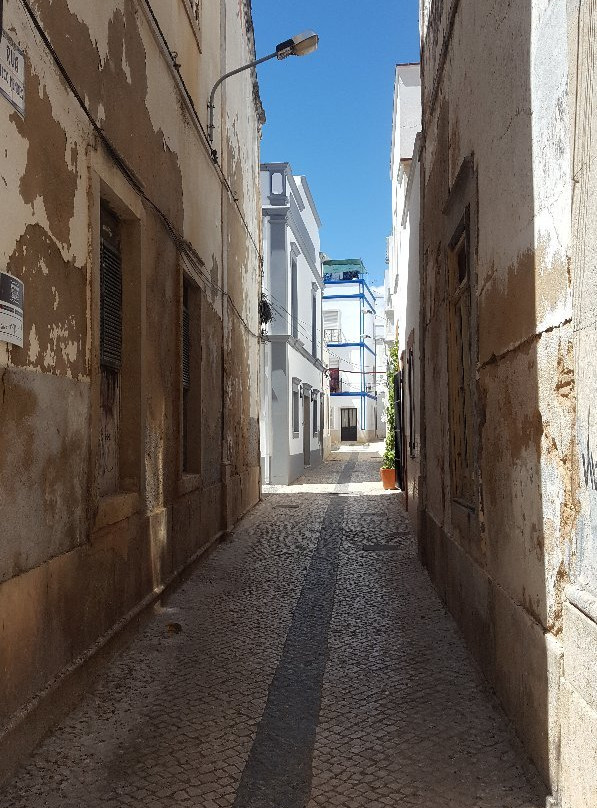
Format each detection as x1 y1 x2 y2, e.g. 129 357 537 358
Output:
380 467 396 490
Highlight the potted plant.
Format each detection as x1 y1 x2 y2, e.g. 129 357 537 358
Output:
380 445 396 490
380 343 399 490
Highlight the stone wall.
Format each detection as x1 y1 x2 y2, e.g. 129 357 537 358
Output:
418 0 575 797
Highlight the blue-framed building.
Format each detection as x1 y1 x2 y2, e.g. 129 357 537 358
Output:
322 259 378 443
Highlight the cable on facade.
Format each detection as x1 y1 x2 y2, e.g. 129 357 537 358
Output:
141 0 263 268
262 291 383 379
265 299 317 347
19 0 260 341
261 285 324 342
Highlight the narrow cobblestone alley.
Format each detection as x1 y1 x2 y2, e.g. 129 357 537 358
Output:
0 456 547 808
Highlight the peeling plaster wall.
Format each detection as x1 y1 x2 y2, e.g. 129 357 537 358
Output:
0 0 261 774
419 0 575 795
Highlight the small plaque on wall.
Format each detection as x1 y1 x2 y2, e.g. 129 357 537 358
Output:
0 271 24 347
0 29 25 116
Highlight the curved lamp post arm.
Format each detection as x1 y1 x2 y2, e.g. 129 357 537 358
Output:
207 51 276 145
206 31 318 152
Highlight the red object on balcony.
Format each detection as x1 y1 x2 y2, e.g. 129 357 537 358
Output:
330 367 341 394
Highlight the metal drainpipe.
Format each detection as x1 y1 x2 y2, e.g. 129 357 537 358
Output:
360 281 365 433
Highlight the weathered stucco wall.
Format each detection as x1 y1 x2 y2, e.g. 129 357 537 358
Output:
0 0 262 777
419 0 575 796
562 1 597 805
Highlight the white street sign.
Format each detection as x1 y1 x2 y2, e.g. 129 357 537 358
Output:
0 272 24 348
0 30 25 116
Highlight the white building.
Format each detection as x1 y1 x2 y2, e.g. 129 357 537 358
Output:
386 63 422 508
260 163 325 485
386 63 421 353
323 259 377 444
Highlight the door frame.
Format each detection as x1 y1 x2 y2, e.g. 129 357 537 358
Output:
341 407 358 442
303 389 311 466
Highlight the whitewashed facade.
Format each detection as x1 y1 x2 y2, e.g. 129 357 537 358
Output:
260 164 324 484
385 63 422 517
385 63 421 354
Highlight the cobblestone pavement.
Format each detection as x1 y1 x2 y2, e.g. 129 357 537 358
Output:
0 456 547 807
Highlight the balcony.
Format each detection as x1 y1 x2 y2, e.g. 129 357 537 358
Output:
324 328 346 344
323 270 361 282
330 377 343 394
329 367 341 394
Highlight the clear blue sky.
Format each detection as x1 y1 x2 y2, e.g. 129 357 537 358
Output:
251 1 420 287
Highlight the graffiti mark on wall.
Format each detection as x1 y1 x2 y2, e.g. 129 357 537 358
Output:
582 408 597 490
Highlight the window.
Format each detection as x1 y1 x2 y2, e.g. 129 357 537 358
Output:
182 282 191 471
271 172 284 195
313 394 318 436
407 347 415 458
100 207 122 371
323 309 340 344
329 360 340 394
96 199 143 498
311 291 317 357
291 258 298 339
292 378 300 435
98 205 122 497
448 224 474 506
181 276 201 473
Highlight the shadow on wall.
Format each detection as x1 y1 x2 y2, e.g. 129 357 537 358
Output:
418 0 572 795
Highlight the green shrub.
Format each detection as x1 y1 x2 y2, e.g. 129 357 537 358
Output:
381 342 400 469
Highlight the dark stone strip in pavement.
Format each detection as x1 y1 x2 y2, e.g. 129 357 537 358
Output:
232 458 357 808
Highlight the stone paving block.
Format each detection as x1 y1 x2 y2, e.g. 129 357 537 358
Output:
0 456 546 807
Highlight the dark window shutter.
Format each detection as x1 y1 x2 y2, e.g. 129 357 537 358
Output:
182 286 190 390
100 210 122 370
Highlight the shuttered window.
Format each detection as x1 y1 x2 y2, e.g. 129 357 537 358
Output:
292 378 300 435
323 310 339 329
182 281 191 472
407 347 416 458
323 309 340 344
448 229 474 506
100 207 122 370
182 283 191 390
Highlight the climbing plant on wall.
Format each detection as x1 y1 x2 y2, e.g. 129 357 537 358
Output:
382 342 400 469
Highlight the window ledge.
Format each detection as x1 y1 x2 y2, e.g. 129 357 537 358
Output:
178 473 202 497
566 585 597 626
94 492 140 531
451 497 476 514
181 0 202 52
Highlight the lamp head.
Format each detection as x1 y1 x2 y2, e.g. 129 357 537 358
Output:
276 30 319 60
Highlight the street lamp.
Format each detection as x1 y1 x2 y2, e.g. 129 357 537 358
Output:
207 30 319 148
